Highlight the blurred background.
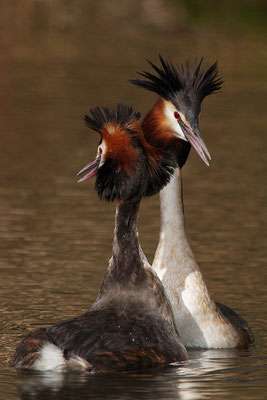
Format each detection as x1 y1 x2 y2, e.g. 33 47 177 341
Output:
0 1 267 399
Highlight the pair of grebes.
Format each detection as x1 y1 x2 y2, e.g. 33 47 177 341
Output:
13 56 254 373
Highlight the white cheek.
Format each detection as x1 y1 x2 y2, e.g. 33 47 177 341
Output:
164 105 186 141
98 141 106 167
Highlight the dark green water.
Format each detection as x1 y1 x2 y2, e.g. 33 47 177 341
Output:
1 1 267 399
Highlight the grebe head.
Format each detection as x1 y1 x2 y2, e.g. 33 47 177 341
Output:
130 56 223 167
77 104 175 201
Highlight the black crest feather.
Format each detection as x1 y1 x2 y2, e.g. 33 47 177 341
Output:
130 55 223 102
84 104 141 133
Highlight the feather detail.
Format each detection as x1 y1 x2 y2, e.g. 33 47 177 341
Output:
130 55 223 102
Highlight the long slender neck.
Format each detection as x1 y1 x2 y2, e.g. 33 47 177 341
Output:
159 168 186 235
102 199 147 290
112 200 141 267
153 167 201 279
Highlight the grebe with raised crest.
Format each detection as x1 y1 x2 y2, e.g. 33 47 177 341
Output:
130 57 254 348
13 104 187 373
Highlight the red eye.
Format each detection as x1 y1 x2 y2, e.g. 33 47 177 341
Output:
99 147 102 154
174 111 180 120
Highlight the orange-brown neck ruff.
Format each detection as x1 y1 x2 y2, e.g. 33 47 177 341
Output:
101 123 140 174
142 98 190 168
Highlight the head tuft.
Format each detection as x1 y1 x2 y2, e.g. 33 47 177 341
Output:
130 55 223 103
84 104 141 134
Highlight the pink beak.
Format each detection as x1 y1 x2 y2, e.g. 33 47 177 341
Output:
178 120 211 166
77 156 100 183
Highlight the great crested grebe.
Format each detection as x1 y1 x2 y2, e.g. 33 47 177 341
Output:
130 57 254 348
13 104 187 373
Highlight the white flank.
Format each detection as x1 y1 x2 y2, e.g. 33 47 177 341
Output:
33 343 66 371
153 168 239 348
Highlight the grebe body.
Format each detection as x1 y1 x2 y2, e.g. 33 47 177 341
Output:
13 104 187 372
131 57 254 348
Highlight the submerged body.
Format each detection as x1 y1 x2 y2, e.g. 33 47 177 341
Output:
131 57 254 348
13 105 187 372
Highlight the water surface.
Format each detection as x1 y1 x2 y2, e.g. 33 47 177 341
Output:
0 1 267 399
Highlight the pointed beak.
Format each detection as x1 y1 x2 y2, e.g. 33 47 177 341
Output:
178 120 211 166
76 156 101 183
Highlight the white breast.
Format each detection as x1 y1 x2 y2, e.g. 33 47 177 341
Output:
153 169 239 348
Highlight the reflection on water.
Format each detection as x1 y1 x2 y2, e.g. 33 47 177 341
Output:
0 0 267 399
14 348 262 400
